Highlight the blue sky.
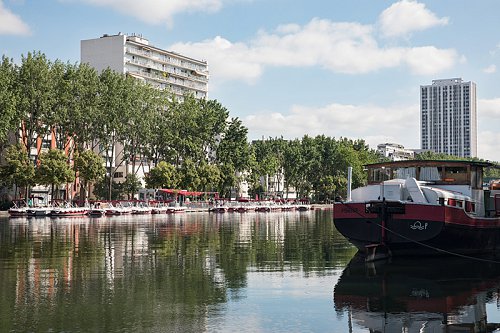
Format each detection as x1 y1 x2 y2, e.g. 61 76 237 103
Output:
1 0 499 161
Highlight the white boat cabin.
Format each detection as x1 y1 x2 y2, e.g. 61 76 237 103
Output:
351 160 500 218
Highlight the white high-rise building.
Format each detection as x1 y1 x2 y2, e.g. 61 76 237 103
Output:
420 78 477 158
81 34 209 194
81 33 208 99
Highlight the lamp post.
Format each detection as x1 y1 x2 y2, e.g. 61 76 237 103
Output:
381 166 385 201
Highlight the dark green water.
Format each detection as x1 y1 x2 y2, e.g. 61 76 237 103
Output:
1 210 500 332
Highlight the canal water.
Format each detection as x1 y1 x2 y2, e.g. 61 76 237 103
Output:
1 210 500 332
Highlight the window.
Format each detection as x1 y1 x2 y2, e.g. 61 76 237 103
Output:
41 139 51 149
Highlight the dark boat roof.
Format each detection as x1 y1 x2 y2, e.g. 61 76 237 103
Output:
365 159 495 169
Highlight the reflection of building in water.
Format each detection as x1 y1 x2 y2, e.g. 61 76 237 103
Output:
13 218 90 305
12 216 157 304
334 256 500 333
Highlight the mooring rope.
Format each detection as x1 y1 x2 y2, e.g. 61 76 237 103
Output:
338 200 500 265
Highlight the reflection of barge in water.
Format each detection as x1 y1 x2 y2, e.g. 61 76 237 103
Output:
333 256 500 332
333 160 500 260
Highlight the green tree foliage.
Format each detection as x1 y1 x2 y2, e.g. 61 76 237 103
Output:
123 80 160 175
93 176 122 200
0 144 35 199
216 118 251 196
0 50 389 203
74 150 106 201
16 52 57 160
122 174 142 199
414 151 463 160
253 136 380 201
197 161 221 196
0 56 18 145
36 149 75 200
145 161 179 190
179 159 201 191
60 63 101 150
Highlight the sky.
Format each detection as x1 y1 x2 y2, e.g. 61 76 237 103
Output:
1 0 500 161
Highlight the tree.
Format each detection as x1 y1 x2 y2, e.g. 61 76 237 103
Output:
36 149 75 201
252 139 279 195
44 60 71 151
216 117 251 196
145 161 179 190
61 63 101 151
195 98 229 161
414 151 460 160
282 139 303 199
16 52 57 161
96 69 132 200
197 161 221 198
0 144 35 199
179 159 201 191
122 174 142 199
0 56 18 145
73 150 106 201
93 176 122 200
122 81 159 178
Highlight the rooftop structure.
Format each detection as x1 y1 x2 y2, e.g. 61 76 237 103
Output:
377 143 415 161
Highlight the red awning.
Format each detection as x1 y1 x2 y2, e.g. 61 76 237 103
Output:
158 189 218 197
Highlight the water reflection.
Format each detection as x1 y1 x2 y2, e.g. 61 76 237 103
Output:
0 211 353 332
334 255 500 333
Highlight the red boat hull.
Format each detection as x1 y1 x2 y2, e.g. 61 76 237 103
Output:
333 201 500 256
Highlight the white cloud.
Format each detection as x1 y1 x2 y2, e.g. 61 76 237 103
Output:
378 0 449 38
170 36 263 84
243 102 420 150
479 98 500 119
243 99 500 161
0 0 30 36
483 64 497 74
170 18 459 84
489 43 500 56
403 46 458 75
478 131 500 162
79 0 223 25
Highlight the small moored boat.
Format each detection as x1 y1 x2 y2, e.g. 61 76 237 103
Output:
8 200 28 217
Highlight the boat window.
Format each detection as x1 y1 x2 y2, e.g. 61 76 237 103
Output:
465 201 475 213
443 167 468 184
396 167 416 179
419 167 441 181
370 167 392 183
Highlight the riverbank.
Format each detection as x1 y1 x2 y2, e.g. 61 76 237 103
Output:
0 203 332 217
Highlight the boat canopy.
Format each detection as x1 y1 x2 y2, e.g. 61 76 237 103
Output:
364 160 494 189
158 189 218 197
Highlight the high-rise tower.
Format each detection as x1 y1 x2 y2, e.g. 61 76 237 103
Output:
420 78 477 158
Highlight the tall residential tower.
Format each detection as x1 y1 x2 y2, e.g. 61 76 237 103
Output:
420 78 477 158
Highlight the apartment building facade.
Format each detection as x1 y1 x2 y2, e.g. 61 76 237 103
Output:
377 143 415 161
81 34 209 191
420 78 477 158
81 33 208 99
